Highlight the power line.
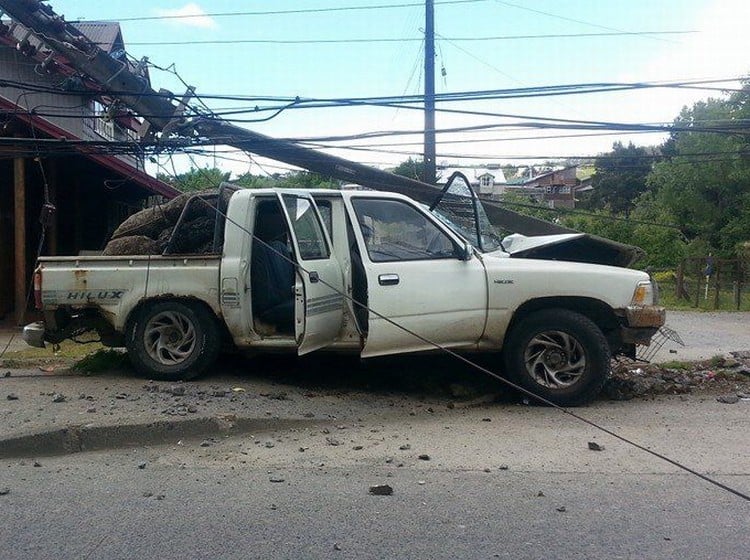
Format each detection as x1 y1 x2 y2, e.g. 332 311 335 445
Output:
494 0 681 44
115 30 696 47
71 0 491 23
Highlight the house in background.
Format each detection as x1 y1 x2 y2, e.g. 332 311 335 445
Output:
0 20 178 323
505 166 586 209
436 164 507 196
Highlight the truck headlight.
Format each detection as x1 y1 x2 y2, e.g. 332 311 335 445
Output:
631 280 656 306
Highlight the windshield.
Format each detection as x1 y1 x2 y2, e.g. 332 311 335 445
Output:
430 172 504 252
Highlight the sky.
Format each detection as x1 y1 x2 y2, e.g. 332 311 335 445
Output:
46 0 750 177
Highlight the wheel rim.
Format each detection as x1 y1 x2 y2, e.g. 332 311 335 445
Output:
143 311 197 366
523 330 586 389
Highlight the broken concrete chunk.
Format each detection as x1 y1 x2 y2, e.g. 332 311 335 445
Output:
369 484 393 496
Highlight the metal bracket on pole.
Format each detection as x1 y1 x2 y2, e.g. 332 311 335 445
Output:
139 86 195 139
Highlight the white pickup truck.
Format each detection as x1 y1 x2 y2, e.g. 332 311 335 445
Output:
23 178 664 405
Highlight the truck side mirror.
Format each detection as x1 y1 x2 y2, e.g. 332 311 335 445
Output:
459 242 473 261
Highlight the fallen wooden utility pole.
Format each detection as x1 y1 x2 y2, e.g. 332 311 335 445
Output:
0 0 642 266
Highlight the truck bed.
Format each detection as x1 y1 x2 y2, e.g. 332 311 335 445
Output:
37 255 223 332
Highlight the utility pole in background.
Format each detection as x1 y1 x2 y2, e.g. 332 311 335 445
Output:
424 0 436 184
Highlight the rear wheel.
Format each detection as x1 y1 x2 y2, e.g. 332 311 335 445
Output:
126 300 220 381
503 309 610 406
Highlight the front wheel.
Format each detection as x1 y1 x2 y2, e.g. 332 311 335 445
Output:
126 300 220 381
503 309 610 406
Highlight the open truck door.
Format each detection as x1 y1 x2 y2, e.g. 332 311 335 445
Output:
278 193 345 355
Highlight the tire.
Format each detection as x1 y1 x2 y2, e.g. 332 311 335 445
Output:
126 300 220 381
503 309 610 406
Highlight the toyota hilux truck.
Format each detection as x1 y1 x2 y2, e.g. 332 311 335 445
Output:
23 178 665 406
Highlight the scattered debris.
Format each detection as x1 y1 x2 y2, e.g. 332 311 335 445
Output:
51 393 66 403
418 454 431 461
498 464 509 471
399 443 411 451
269 477 285 483
326 437 342 446
33 461 42 467
0 487 9 495
200 439 214 447
167 385 186 396
716 395 740 404
588 442 605 451
333 543 342 551
138 461 147 470
605 355 750 400
556 506 567 513
537 491 545 497
6 393 18 401
369 484 393 496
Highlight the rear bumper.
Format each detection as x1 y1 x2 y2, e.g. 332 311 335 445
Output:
22 322 46 348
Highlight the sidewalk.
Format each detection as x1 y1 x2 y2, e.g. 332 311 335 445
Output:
0 324 27 354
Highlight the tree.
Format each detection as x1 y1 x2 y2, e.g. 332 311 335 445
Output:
157 167 230 192
647 85 750 256
587 142 653 217
392 158 428 182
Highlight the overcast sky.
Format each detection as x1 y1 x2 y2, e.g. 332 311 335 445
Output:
50 0 750 176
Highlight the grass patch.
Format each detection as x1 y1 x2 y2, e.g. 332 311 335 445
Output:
0 340 105 368
72 349 130 374
658 360 693 370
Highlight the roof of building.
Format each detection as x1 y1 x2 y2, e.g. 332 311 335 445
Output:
72 22 125 53
436 166 506 185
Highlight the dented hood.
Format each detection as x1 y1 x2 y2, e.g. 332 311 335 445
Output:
497 233 644 268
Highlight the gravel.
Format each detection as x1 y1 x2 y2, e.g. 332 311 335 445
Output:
650 311 750 362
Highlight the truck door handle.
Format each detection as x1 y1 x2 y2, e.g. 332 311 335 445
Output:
309 271 320 283
378 273 399 286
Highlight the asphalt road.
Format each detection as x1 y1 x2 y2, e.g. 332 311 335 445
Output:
1 461 747 560
1 396 748 560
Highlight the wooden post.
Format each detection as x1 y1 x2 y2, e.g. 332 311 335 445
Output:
736 260 743 311
47 159 58 255
694 259 701 308
13 157 26 325
713 262 721 310
676 260 684 300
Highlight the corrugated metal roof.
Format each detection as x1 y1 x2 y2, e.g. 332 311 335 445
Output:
72 22 124 53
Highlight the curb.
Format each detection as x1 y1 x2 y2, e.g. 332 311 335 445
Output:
0 415 314 459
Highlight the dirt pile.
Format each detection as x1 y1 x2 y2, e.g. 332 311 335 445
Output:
102 189 230 256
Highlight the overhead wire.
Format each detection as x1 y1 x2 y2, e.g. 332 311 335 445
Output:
70 0 492 23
